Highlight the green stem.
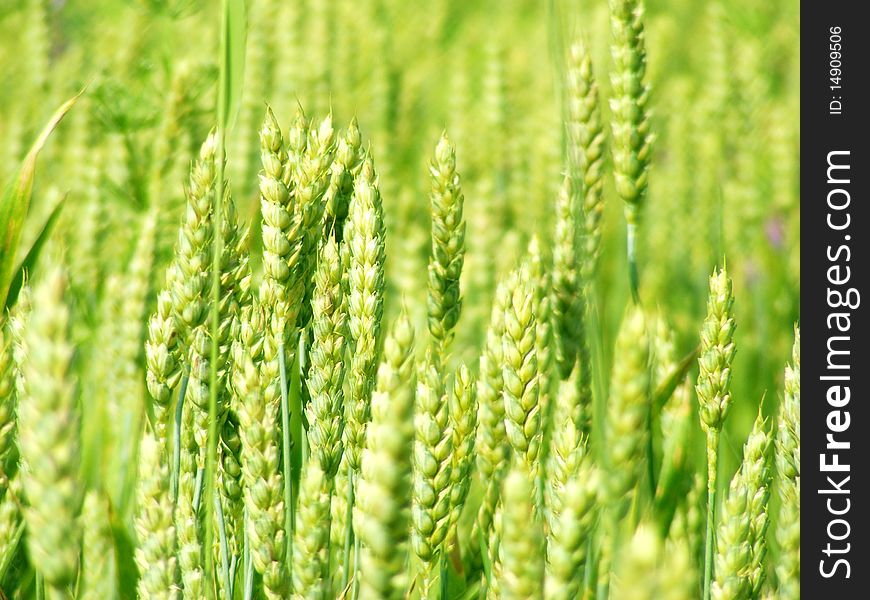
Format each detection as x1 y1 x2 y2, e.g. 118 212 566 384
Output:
243 506 254 600
278 340 294 564
439 554 449 600
341 466 355 592
596 512 621 600
290 347 304 522
352 534 361 600
587 294 607 463
215 493 232 600
324 488 335 594
702 430 720 600
627 220 640 304
172 373 189 505
646 403 657 502
582 536 595 598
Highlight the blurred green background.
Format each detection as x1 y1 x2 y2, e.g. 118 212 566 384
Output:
0 0 798 524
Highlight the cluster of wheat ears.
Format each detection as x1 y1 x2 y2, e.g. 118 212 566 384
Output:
0 0 799 598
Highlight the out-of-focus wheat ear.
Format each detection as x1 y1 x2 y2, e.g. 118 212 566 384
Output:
598 306 650 596
342 157 386 476
497 462 545 600
233 302 290 599
426 133 466 358
603 306 650 516
22 0 49 95
527 236 554 435
659 516 700 600
291 459 333 598
775 327 799 599
134 431 178 599
550 176 584 381
611 524 694 600
354 312 416 600
652 315 695 530
566 38 607 284
0 475 22 577
80 491 117 600
1 287 30 497
0 318 18 484
544 462 598 600
18 268 82 593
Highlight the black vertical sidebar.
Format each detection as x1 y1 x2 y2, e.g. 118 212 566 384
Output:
802 2 868 597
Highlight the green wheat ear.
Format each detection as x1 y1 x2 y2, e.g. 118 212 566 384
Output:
775 327 800 599
603 305 650 518
447 363 478 538
545 458 597 600
712 409 772 600
232 302 290 599
0 318 18 480
598 305 650 595
502 264 542 476
305 235 349 480
411 357 454 593
609 0 653 217
697 265 736 600
609 0 654 299
291 459 333 598
566 37 606 284
135 431 178 600
427 133 466 356
473 279 511 546
342 156 387 475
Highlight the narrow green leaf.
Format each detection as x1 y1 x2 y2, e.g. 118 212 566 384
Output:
653 345 700 412
218 0 247 132
0 92 81 308
478 527 493 589
4 194 66 309
0 522 24 584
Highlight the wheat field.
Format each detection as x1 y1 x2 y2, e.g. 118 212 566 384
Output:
0 0 799 598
